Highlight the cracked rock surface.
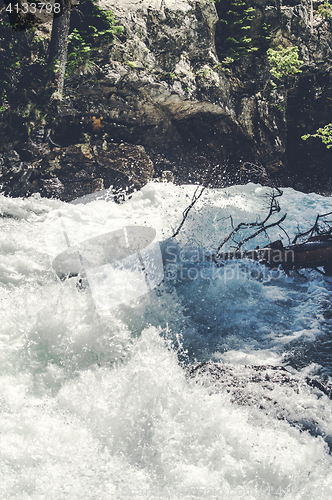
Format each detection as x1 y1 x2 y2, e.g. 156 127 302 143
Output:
1 0 332 200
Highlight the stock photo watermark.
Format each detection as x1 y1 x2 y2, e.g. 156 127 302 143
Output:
163 244 292 284
44 210 164 313
44 206 292 314
119 482 299 499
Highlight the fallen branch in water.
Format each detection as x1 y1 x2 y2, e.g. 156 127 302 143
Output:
215 188 287 255
170 183 332 275
213 195 332 275
292 211 332 244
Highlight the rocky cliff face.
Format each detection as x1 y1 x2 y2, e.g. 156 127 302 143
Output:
1 0 332 200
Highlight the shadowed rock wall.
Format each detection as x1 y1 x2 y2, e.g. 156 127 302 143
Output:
1 0 332 200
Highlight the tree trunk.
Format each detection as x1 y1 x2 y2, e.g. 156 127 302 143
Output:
48 4 71 95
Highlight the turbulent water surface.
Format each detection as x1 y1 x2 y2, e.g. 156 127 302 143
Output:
1 182 332 499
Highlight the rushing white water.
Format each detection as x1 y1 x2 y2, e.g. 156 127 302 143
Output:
1 182 332 499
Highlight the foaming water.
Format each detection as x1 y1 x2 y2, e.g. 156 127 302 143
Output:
1 184 332 499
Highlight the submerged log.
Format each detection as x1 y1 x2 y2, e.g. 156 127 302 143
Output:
211 236 332 275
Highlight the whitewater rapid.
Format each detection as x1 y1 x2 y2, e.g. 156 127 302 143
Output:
1 182 332 499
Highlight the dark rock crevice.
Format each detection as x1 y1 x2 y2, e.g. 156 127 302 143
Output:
1 0 332 200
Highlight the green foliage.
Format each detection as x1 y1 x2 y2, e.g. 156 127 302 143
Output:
215 0 258 62
221 56 235 66
0 1 122 125
66 0 123 76
302 124 332 148
0 21 52 117
267 46 303 81
66 29 92 76
126 61 138 68
317 1 332 20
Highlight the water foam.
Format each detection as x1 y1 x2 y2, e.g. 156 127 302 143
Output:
1 184 332 498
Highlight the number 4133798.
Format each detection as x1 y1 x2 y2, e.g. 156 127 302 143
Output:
5 3 61 14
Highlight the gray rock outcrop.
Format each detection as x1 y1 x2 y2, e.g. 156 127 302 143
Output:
1 0 332 200
188 362 332 451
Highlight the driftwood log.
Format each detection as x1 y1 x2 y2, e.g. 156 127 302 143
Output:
211 236 332 275
173 186 332 275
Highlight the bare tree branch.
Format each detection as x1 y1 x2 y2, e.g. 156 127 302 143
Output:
278 225 291 244
234 213 287 251
172 186 206 238
215 188 286 255
292 211 332 244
